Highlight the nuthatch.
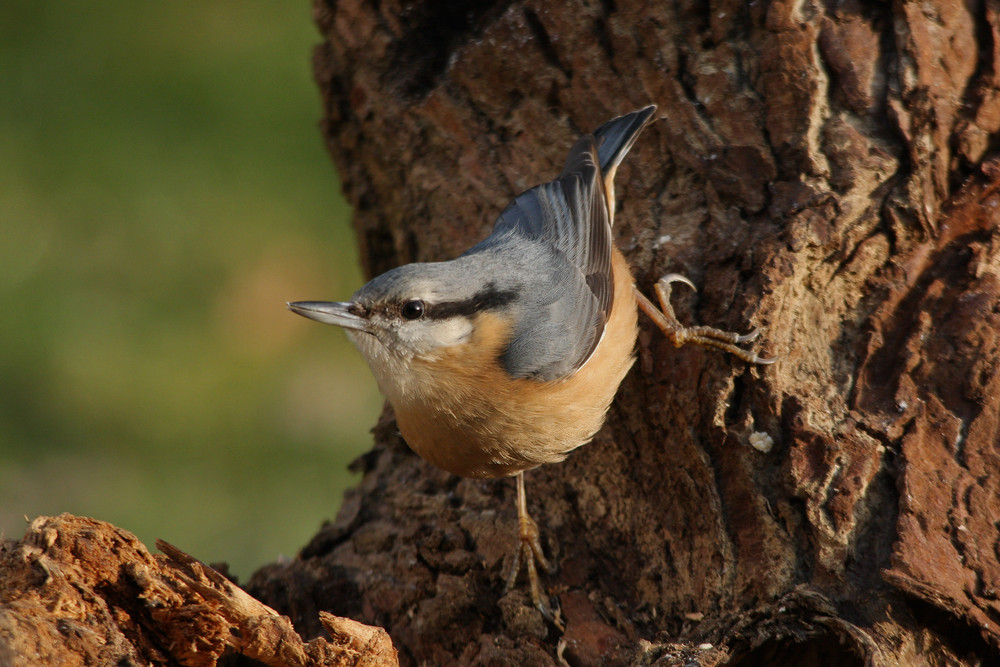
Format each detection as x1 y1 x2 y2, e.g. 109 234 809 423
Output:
289 106 772 623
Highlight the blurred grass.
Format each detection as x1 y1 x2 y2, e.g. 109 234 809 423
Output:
0 2 382 578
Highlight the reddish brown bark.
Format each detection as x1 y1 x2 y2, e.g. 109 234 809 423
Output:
0 515 397 666
248 0 1000 665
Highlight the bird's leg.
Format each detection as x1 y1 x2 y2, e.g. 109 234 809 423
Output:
504 471 562 628
634 274 776 364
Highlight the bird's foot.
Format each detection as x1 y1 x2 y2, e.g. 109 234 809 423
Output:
504 473 563 629
635 274 776 364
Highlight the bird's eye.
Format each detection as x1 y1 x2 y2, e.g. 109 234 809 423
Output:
401 300 425 320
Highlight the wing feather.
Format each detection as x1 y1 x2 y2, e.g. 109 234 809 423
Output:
468 108 655 379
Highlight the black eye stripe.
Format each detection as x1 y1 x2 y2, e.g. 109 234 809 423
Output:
365 286 520 321
424 286 519 320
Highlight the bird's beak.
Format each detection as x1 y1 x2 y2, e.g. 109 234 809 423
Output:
286 301 371 333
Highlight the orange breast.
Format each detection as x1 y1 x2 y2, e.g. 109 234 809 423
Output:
392 248 639 479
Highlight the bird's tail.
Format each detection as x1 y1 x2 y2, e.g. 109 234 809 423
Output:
591 105 657 181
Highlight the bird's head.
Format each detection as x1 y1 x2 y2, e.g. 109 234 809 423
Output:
289 257 522 376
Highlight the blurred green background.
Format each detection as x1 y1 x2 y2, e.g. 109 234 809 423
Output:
0 2 382 578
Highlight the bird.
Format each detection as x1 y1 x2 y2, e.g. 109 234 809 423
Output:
288 105 772 624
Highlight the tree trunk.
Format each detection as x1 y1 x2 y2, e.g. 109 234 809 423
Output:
248 0 1000 665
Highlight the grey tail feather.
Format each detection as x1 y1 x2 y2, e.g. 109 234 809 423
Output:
592 105 657 174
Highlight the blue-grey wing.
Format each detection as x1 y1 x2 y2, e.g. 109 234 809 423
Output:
491 106 656 321
488 139 611 379
494 136 614 321
466 107 655 380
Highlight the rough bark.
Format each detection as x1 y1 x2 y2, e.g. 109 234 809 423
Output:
248 0 1000 665
5 1 1000 666
0 515 397 666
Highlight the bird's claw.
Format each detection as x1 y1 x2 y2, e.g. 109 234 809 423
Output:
503 520 561 627
659 273 697 292
504 473 563 629
635 274 776 365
